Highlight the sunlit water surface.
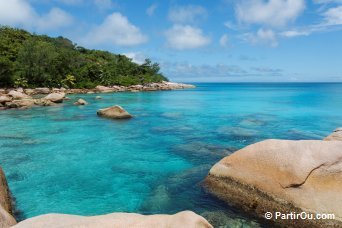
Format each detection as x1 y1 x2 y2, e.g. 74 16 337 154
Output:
1 83 342 227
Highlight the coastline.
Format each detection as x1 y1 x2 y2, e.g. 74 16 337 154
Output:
0 81 195 110
1 82 341 228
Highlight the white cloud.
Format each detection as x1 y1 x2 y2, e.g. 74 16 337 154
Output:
280 30 310 37
219 34 229 47
314 0 342 4
323 6 342 25
84 12 148 47
0 0 36 27
161 62 249 78
224 21 238 30
123 52 146 64
146 3 157 16
251 67 283 75
37 8 74 31
236 0 305 27
160 61 283 81
278 5 342 38
165 25 210 50
168 5 207 24
0 0 73 31
243 28 278 47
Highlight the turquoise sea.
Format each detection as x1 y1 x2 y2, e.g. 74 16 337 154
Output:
1 83 342 226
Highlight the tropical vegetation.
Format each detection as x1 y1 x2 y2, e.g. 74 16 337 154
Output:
0 26 168 88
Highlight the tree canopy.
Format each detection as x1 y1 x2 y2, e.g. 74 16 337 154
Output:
0 26 168 88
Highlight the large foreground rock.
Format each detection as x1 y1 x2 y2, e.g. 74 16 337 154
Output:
0 168 17 227
324 128 342 141
44 93 65 103
205 139 342 227
97 105 132 119
13 211 212 228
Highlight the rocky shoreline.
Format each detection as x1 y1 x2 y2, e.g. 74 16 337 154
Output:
0 81 195 110
204 128 342 228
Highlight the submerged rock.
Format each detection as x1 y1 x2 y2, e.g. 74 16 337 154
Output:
95 96 102 100
239 118 265 127
97 105 132 119
217 127 259 137
13 211 212 228
141 165 212 213
324 128 342 141
172 142 232 164
74 98 88 106
167 165 212 191
201 211 260 228
161 112 184 119
44 93 65 103
204 138 342 227
0 167 17 227
141 185 171 212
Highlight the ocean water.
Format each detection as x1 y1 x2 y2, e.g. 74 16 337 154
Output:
1 83 342 226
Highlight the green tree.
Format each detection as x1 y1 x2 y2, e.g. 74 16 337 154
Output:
61 74 76 88
14 77 28 88
16 38 59 87
0 26 168 88
0 57 14 87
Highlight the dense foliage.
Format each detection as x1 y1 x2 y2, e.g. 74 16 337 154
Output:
0 26 168 88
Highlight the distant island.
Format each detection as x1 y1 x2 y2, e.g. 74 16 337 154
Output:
0 26 168 89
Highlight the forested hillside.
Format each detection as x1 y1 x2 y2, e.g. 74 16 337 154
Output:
0 26 167 88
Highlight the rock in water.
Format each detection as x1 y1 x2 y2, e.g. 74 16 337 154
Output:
97 106 132 119
6 99 35 109
44 93 65 103
0 168 17 227
0 96 12 104
34 99 55 106
95 86 116 93
324 128 342 141
74 99 88 105
7 90 30 100
34 88 50 94
204 139 342 227
95 96 102 100
13 211 212 228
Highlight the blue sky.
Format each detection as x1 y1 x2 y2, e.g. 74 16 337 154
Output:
0 0 342 82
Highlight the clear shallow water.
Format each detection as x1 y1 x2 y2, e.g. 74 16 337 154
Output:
1 83 342 226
